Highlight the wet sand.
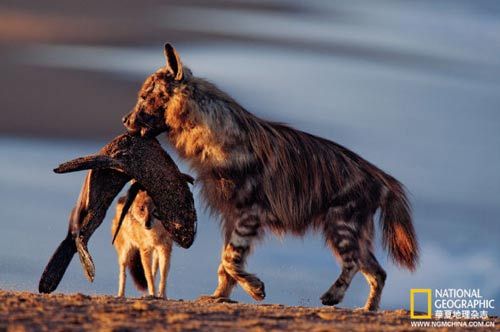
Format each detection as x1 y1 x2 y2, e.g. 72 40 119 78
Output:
1 290 497 331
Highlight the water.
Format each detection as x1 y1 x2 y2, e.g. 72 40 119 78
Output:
1 0 499 313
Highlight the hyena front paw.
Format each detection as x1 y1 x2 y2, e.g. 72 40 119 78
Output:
245 278 266 301
362 303 379 312
320 289 344 306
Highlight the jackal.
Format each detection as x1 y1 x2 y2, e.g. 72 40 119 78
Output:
112 188 172 298
122 44 419 310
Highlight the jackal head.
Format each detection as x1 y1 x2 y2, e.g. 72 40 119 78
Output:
123 43 188 138
131 190 157 230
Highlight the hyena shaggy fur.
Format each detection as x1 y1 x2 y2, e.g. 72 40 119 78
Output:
112 188 172 298
122 44 419 311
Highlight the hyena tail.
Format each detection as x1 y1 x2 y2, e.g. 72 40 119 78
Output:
379 179 419 271
127 249 148 291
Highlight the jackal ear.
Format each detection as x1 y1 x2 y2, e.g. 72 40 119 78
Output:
164 43 183 81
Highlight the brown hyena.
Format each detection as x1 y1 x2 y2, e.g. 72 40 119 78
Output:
112 188 173 298
122 44 419 311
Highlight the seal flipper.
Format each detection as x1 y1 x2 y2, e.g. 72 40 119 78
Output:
75 236 95 282
54 155 125 174
112 181 144 244
39 233 76 293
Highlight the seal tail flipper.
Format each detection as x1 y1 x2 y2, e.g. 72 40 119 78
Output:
39 233 76 293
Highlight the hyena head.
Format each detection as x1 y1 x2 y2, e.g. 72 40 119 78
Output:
122 43 189 138
131 190 156 230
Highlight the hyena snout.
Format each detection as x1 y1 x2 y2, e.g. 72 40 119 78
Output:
122 110 169 138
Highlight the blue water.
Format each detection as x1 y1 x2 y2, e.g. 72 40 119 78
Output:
1 0 499 313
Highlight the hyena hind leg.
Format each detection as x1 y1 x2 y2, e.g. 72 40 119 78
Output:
321 218 361 306
360 251 386 311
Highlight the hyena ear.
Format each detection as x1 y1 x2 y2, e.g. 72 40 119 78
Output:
164 43 183 81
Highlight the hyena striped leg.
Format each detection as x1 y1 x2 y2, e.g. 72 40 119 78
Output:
215 212 265 301
212 259 237 298
321 218 360 306
360 251 386 311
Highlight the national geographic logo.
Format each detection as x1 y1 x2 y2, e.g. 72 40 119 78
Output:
410 288 495 320
410 289 432 319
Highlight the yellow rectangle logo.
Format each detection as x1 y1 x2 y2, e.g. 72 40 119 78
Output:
410 289 432 319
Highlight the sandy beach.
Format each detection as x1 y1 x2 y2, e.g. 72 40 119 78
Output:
1 1 499 329
2 290 497 331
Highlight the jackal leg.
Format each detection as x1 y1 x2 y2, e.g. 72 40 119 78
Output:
152 251 159 279
117 248 132 297
140 249 155 296
118 261 127 297
214 211 264 301
157 245 172 298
